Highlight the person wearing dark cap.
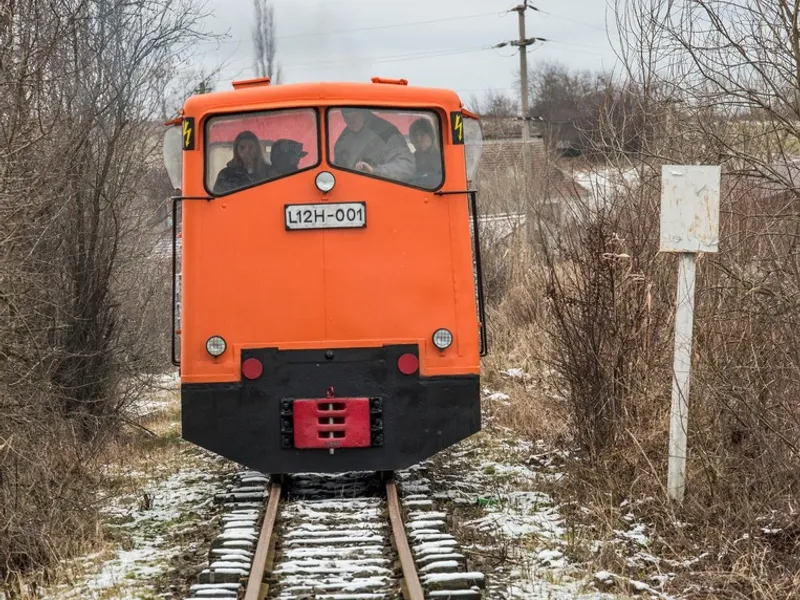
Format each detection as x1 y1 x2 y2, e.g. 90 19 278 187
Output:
268 138 309 178
212 130 271 194
409 118 442 185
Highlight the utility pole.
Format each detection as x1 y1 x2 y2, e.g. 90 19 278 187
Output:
495 3 545 135
514 4 531 143
493 3 547 241
495 4 546 150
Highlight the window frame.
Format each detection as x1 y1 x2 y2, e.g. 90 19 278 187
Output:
324 105 447 192
203 106 322 197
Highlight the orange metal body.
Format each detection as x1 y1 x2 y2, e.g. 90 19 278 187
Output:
177 80 480 384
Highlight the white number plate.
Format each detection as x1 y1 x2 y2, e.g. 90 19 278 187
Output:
285 202 366 230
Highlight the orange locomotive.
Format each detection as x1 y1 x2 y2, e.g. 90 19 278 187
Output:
163 76 486 474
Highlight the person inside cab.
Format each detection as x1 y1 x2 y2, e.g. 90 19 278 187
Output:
333 108 414 183
213 130 270 194
409 117 442 186
268 138 308 178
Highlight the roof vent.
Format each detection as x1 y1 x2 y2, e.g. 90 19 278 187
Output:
371 77 408 86
232 76 271 90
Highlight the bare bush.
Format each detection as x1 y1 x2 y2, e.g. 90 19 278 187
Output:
535 168 675 454
525 60 654 158
514 0 800 594
468 90 519 118
0 0 210 581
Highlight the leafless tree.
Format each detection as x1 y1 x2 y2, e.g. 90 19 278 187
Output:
253 0 281 82
627 0 800 476
526 0 800 594
526 60 652 157
469 90 519 118
0 0 212 579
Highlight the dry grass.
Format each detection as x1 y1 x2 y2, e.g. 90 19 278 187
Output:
477 154 800 598
2 383 223 600
0 0 210 586
476 175 573 449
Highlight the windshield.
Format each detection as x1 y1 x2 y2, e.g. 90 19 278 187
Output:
327 107 444 190
205 108 319 195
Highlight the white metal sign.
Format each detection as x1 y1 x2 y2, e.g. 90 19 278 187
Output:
660 164 721 505
660 165 720 253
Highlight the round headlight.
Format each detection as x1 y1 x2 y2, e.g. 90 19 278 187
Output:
206 336 227 357
432 328 453 350
315 171 335 193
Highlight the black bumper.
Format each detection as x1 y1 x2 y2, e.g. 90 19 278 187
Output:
180 344 481 474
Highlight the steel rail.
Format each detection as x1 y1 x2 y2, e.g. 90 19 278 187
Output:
244 481 282 600
386 477 425 600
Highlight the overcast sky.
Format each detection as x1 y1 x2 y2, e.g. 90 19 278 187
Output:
191 0 620 105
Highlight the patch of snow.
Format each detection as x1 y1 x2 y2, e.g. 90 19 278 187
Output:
572 167 640 212
421 571 484 583
42 458 225 600
120 371 180 420
397 401 664 600
502 368 527 379
614 522 650 547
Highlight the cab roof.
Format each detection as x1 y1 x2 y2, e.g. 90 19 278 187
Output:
183 78 465 115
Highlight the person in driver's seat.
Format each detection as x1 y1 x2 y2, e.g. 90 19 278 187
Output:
268 139 308 178
334 108 414 182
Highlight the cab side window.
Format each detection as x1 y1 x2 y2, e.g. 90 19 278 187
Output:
206 109 319 195
328 108 444 190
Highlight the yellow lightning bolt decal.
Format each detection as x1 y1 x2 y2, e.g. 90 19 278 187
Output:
455 114 463 142
182 120 192 148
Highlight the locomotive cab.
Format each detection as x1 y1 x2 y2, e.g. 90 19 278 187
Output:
164 77 485 475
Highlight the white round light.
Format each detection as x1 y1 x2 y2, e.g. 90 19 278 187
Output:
432 328 453 350
315 171 335 192
206 336 227 357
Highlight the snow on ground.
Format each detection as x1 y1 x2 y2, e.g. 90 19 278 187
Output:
123 371 181 420
32 365 687 600
43 455 228 600
398 369 679 600
572 167 640 211
40 379 234 600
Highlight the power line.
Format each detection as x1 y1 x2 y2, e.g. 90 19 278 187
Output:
280 10 507 39
202 32 612 80
224 44 494 70
198 10 509 47
545 39 611 53
207 44 496 79
187 1 612 84
283 45 492 69
538 9 608 33
199 32 612 77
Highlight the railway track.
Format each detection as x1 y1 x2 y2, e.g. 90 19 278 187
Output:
186 471 484 600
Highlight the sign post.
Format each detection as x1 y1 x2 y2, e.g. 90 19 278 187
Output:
659 165 720 503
